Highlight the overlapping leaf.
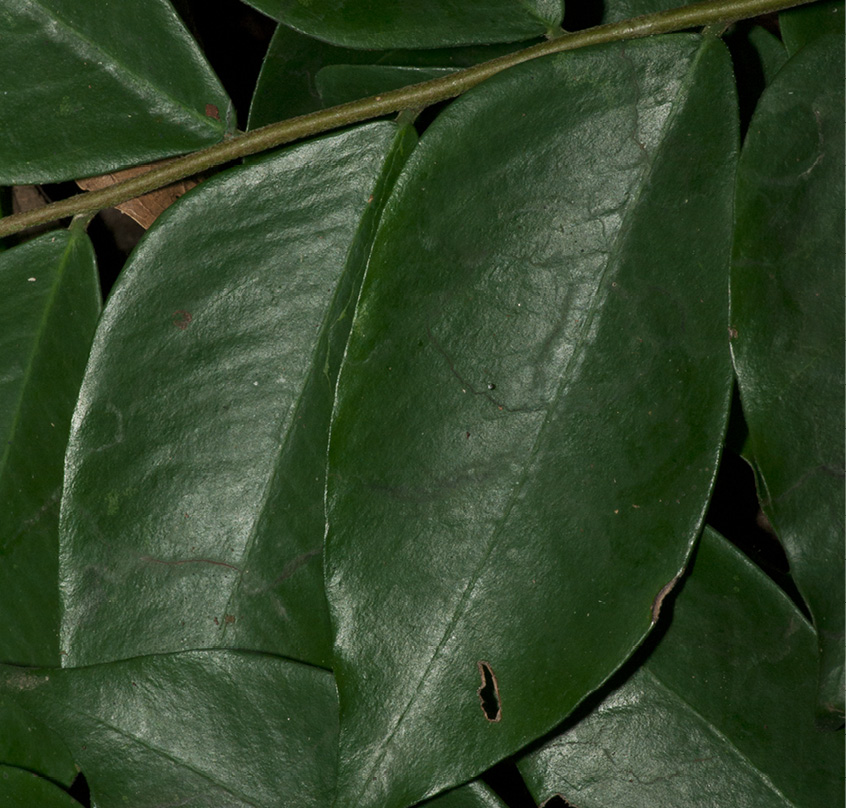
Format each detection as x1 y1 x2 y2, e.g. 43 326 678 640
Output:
0 229 100 785
730 32 845 724
326 34 737 808
517 528 845 807
315 65 459 107
247 23 525 129
244 0 562 49
1 650 339 807
426 781 509 808
0 765 82 808
59 122 416 669
779 0 844 55
0 0 232 183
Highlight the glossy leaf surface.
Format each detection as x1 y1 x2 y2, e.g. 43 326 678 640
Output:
0 765 82 808
60 122 416 669
730 32 845 724
426 781 508 808
244 0 562 49
0 229 100 666
0 230 100 786
327 34 737 808
247 22 525 129
1 650 338 807
517 528 845 807
780 0 844 56
0 0 232 184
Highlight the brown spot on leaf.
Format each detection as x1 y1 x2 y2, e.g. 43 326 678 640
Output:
172 310 193 330
205 103 220 120
223 614 235 625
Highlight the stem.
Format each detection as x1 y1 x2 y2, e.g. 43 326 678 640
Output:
0 0 814 239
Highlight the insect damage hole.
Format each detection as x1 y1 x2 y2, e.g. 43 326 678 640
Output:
477 660 501 722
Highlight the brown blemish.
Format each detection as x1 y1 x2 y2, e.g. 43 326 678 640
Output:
205 103 220 120
477 660 501 722
651 574 681 625
223 614 235 625
172 310 192 330
728 326 738 339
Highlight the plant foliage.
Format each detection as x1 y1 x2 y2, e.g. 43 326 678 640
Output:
0 1 842 806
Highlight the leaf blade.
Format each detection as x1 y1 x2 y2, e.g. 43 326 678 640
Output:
327 34 737 807
0 0 232 183
729 32 845 724
1 650 339 808
59 122 416 669
243 0 562 49
517 528 845 808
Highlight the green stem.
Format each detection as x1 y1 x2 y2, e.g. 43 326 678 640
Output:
0 0 814 239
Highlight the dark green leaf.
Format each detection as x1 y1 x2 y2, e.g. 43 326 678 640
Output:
315 65 458 107
425 780 508 808
0 228 99 785
327 34 737 808
730 32 845 724
517 528 845 807
0 765 82 808
0 228 100 666
243 0 562 49
247 23 528 129
744 25 788 84
0 702 77 788
1 650 338 807
602 0 696 23
59 122 416 669
0 0 232 184
780 0 844 56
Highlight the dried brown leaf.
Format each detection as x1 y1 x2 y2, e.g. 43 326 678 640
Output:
76 159 200 230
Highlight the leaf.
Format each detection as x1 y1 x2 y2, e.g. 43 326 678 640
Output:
779 0 844 56
1 650 339 807
75 158 202 231
0 702 77 788
315 65 459 108
0 228 100 785
425 780 509 808
247 22 528 129
730 32 845 725
243 0 563 49
516 528 845 808
59 121 417 669
0 765 82 808
0 229 101 667
744 25 788 85
0 0 232 184
327 34 737 808
602 0 697 23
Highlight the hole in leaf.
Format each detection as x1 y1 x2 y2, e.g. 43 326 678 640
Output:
541 795 576 808
477 660 501 722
